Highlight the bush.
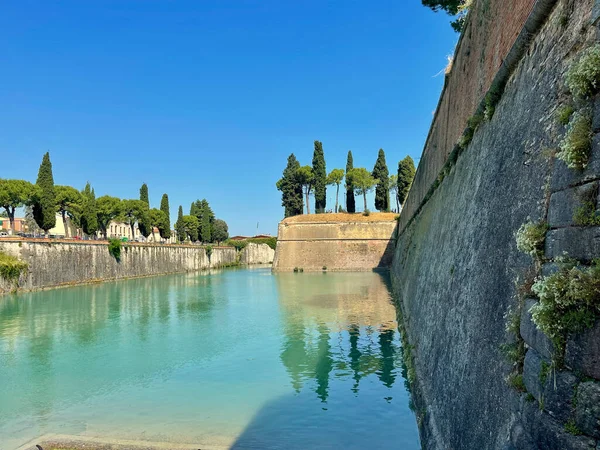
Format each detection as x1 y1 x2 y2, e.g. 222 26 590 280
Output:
224 237 277 251
108 238 122 262
531 262 600 351
556 104 575 126
516 220 548 259
363 209 371 217
574 201 600 226
566 45 600 99
0 251 28 282
557 110 593 170
205 245 213 259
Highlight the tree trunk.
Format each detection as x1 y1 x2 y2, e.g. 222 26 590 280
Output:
363 193 367 212
305 188 311 214
130 223 135 240
335 184 339 213
8 207 15 235
62 211 70 238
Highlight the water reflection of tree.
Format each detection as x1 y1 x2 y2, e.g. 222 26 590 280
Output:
280 319 402 403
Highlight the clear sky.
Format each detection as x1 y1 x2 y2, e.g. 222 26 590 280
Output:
0 1 458 237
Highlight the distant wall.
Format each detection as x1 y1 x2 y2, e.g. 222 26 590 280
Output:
0 240 241 294
239 243 275 265
272 220 396 271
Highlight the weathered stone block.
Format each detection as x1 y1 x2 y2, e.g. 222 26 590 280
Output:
521 298 555 359
548 182 599 228
542 369 578 424
552 135 600 193
542 262 561 277
524 349 544 401
575 381 600 439
545 227 600 261
565 321 600 380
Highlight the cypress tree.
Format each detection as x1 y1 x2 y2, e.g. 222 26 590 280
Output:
175 205 185 242
372 149 390 211
33 152 56 233
345 151 356 213
276 154 303 217
200 199 213 243
159 194 171 239
397 156 416 208
80 183 99 236
312 140 326 213
138 183 151 238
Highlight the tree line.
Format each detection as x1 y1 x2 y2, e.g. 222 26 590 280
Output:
276 141 416 217
0 152 229 244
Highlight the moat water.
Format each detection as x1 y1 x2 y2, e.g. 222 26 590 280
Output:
0 268 419 449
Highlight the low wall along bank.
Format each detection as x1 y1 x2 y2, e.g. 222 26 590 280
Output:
0 240 273 294
272 214 397 272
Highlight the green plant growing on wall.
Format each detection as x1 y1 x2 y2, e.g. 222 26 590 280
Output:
574 201 600 226
205 245 213 259
531 261 600 354
515 220 549 259
556 104 575 126
484 87 502 121
557 110 593 170
565 45 600 99
108 238 122 262
505 373 526 392
565 418 582 436
0 251 28 283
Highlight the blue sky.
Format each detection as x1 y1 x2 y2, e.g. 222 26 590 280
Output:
0 1 458 236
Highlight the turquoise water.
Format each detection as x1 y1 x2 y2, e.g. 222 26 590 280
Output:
0 268 419 449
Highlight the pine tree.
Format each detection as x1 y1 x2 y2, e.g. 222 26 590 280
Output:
312 140 326 214
137 183 151 238
200 199 213 243
80 183 99 236
345 151 356 213
175 205 185 243
397 156 416 209
159 194 171 239
33 152 56 233
372 149 390 211
276 154 303 217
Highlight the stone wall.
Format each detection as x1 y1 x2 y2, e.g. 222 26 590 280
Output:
273 220 396 272
239 243 275 265
0 240 239 294
398 0 538 233
391 0 600 448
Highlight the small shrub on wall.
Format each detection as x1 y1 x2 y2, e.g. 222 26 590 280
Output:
108 238 122 262
515 220 548 259
0 252 28 282
557 110 593 170
566 45 600 99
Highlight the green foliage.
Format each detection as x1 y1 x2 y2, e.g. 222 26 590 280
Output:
345 151 356 213
108 238 122 262
296 165 314 214
0 251 28 282
182 215 200 242
276 154 304 218
565 418 582 436
225 237 277 251
149 208 168 239
566 45 600 99
531 262 600 353
574 201 600 226
138 183 152 238
205 244 213 259
397 156 416 208
175 205 185 243
0 179 38 231
122 199 149 239
312 140 327 214
420 0 465 32
159 194 171 239
96 195 122 238
515 220 548 259
557 110 593 170
55 185 83 235
326 168 345 213
80 183 99 236
33 152 56 232
212 219 229 243
372 149 390 212
363 209 371 217
506 373 526 392
556 104 575 126
347 168 378 213
484 87 502 121
539 360 551 386
225 239 247 251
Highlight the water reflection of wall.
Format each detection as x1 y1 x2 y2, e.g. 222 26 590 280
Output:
274 272 402 403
